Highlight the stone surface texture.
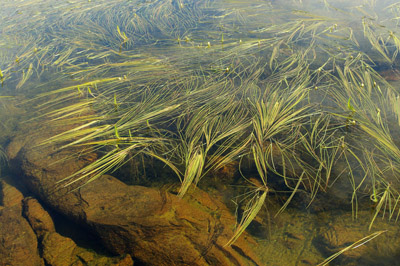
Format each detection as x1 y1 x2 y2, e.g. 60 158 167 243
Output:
5 121 263 265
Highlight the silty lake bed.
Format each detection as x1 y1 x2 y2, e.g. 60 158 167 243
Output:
1 0 400 265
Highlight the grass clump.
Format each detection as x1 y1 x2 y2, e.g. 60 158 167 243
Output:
3 1 400 257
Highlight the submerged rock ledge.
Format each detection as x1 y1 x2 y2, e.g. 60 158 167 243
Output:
6 122 263 266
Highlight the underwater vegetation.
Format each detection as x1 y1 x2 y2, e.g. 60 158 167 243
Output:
2 0 400 262
0 97 14 176
0 147 6 177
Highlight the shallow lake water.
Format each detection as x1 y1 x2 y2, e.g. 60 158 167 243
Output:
1 0 400 265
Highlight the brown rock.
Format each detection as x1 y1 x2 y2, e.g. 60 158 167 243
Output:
114 254 134 266
379 68 400 81
0 205 43 266
212 159 238 182
80 176 262 266
42 232 77 266
41 230 134 266
6 135 26 160
1 179 24 211
7 121 263 266
316 223 367 259
23 197 56 239
75 252 134 266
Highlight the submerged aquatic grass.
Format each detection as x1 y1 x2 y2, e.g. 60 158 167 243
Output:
2 0 400 257
0 147 7 176
317 230 387 266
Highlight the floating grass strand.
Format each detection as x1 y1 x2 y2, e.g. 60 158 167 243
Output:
178 147 205 197
317 230 387 266
225 189 268 247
